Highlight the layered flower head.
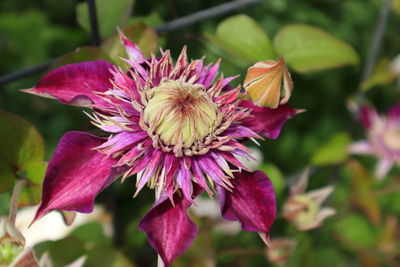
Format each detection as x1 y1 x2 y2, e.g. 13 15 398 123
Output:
349 105 400 179
24 32 300 266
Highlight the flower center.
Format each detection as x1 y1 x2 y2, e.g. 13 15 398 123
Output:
383 125 400 151
143 80 220 156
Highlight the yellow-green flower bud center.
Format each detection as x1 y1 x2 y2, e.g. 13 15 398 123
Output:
144 80 220 155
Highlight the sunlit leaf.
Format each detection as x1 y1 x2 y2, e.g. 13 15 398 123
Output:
18 161 47 207
102 22 158 67
260 163 285 196
208 14 275 62
311 132 351 166
360 58 397 91
50 46 114 69
393 0 400 15
0 110 45 193
333 214 376 249
274 24 359 72
76 0 135 39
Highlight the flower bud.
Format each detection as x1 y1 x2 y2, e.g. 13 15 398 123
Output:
144 80 220 156
283 169 335 231
282 191 335 231
266 238 297 265
0 216 25 265
244 56 293 108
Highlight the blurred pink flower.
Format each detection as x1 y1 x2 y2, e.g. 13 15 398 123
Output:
349 105 400 180
283 169 335 231
24 32 300 266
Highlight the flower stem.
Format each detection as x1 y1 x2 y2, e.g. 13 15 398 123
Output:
9 180 27 225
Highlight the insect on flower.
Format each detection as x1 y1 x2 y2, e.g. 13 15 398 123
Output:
23 32 301 266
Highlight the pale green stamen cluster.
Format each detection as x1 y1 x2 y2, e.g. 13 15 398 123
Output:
144 80 221 157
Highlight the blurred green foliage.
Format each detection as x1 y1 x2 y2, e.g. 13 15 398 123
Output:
0 0 400 266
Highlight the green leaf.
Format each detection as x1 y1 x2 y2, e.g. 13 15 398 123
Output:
175 228 215 267
128 12 164 28
210 14 275 62
84 245 133 267
18 161 47 207
360 58 397 91
314 248 347 267
0 165 15 194
102 22 158 67
333 214 377 249
393 0 400 15
259 163 285 196
0 110 45 192
345 160 381 225
70 222 111 246
50 46 114 69
311 132 351 166
34 237 86 266
76 0 135 39
274 24 359 72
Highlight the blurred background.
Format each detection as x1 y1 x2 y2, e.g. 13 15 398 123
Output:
1 0 400 266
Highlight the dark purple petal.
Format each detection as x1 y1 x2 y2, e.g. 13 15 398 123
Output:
388 104 400 119
33 131 118 222
23 60 114 107
139 187 202 266
216 170 276 235
240 100 300 139
359 105 377 128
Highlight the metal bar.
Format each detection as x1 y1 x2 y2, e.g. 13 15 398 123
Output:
0 0 262 86
155 0 262 32
88 0 101 46
0 59 56 86
354 0 392 107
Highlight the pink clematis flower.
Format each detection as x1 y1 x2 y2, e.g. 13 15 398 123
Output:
24 32 300 266
349 105 400 180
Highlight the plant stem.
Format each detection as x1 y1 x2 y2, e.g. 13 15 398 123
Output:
9 180 27 225
88 0 101 46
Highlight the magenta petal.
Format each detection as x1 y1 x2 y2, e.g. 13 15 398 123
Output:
240 100 300 139
33 131 118 222
388 104 400 119
139 188 202 266
216 170 276 234
23 60 114 107
118 30 147 64
359 106 377 128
